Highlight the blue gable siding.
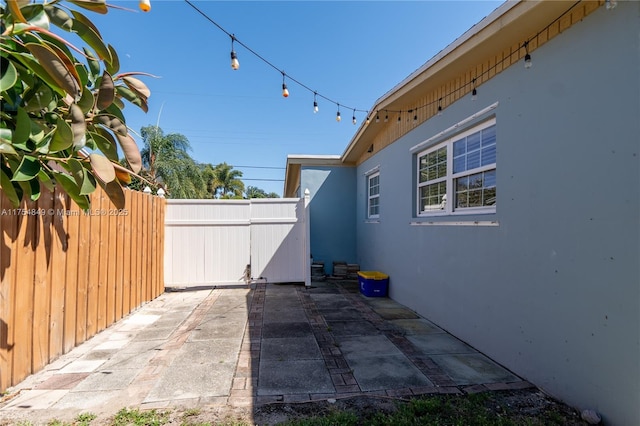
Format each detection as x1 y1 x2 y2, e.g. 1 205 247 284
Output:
302 166 357 275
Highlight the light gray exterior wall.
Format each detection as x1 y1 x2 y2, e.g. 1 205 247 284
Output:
355 4 639 425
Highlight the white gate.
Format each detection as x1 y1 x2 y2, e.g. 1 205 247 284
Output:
164 197 310 287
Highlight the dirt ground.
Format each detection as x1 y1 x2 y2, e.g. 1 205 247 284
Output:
164 388 590 425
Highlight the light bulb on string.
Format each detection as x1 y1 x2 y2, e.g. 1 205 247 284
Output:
336 104 341 122
375 111 380 123
437 98 443 116
472 78 477 101
413 109 418 122
366 114 370 125
230 35 239 70
313 92 318 113
139 0 151 12
397 112 401 123
523 41 532 69
384 111 388 123
281 72 289 97
352 109 357 125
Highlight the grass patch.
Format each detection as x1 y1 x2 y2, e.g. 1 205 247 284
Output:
112 408 170 426
280 410 359 426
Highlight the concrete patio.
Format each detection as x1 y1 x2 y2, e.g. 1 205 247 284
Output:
0 280 533 424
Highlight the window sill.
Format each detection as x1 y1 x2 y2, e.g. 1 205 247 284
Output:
410 220 499 227
365 219 380 224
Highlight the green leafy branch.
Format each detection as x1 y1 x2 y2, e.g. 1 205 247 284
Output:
1 0 154 209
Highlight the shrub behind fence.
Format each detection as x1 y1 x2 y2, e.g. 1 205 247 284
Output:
0 186 165 392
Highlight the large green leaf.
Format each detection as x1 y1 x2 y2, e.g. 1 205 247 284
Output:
99 179 125 209
11 51 67 97
116 132 142 173
89 153 116 183
27 177 41 201
68 1 108 16
37 169 55 192
0 57 18 91
68 157 96 195
89 129 118 161
24 42 81 99
11 155 40 181
20 4 49 30
83 47 100 82
116 85 147 112
49 117 73 152
76 84 95 113
13 107 31 145
105 44 119 75
23 83 54 112
68 103 86 148
95 113 127 136
53 170 90 209
122 75 150 99
96 71 114 110
70 12 111 63
0 168 21 207
45 5 74 31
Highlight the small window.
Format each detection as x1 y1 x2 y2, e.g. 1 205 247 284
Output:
416 119 496 216
367 172 380 219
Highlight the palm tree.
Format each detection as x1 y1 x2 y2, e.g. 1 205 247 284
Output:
206 162 245 199
139 126 206 198
245 186 267 199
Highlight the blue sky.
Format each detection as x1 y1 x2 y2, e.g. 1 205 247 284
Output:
89 1 504 196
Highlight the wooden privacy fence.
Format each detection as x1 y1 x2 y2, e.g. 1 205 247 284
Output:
0 185 165 393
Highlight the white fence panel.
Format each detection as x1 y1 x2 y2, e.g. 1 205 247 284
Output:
165 197 309 287
250 199 308 284
165 200 251 286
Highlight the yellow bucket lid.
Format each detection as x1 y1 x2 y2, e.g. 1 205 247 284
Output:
357 271 388 280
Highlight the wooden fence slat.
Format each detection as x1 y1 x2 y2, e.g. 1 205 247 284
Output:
1 193 17 390
63 195 80 353
86 191 101 337
75 195 91 346
97 191 110 332
106 198 117 326
48 189 67 363
122 190 132 316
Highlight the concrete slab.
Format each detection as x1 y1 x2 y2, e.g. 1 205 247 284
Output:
57 359 106 374
430 353 520 385
189 317 247 341
3 390 68 410
373 307 420 320
132 326 176 341
326 320 380 337
337 335 403 358
347 355 433 391
178 339 242 364
258 360 334 395
388 318 445 335
321 309 365 321
100 346 159 370
52 390 124 411
34 373 90 390
73 368 139 392
260 336 322 361
314 300 353 310
263 308 308 323
408 334 477 355
262 322 313 339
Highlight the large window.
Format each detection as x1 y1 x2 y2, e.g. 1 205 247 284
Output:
417 119 496 216
367 171 380 219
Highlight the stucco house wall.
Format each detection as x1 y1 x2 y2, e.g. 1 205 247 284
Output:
355 3 639 425
302 166 357 274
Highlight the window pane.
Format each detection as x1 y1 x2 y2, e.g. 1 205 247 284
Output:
467 150 480 170
481 145 496 166
468 189 482 207
482 125 496 146
484 170 496 187
453 139 466 156
484 187 496 206
420 183 446 212
456 176 468 191
467 132 481 152
453 157 464 174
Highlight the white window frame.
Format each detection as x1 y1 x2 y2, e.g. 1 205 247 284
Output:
367 171 380 219
416 117 496 217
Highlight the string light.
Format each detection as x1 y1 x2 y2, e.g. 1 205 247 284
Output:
523 41 532 69
139 0 151 12
397 112 402 123
183 0 587 127
230 35 239 70
282 72 289 97
352 109 357 125
413 109 418 122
